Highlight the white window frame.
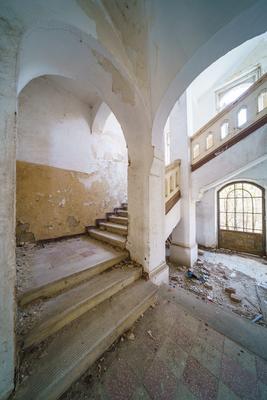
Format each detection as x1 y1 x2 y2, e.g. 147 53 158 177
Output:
215 65 261 112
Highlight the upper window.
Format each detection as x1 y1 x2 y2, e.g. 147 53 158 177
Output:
220 121 229 140
258 89 267 112
215 66 261 111
193 143 200 159
206 133 214 150
237 107 247 127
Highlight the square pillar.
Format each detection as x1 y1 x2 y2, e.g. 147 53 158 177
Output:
0 24 18 400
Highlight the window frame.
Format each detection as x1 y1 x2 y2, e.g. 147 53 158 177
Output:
215 66 261 112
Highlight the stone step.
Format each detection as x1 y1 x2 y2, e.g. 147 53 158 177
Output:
19 240 128 307
108 215 128 226
88 228 126 249
116 209 128 217
22 266 141 349
13 280 158 400
121 202 128 209
99 221 128 236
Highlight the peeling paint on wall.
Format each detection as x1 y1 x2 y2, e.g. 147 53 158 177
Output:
16 76 127 243
16 161 126 243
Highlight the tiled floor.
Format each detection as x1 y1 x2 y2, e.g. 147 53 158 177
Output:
61 286 267 400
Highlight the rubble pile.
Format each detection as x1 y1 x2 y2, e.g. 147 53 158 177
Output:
168 252 266 327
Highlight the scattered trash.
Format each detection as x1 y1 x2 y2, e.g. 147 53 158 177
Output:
251 314 263 323
244 296 261 313
147 330 156 340
127 332 135 341
186 269 205 283
204 282 213 290
225 287 236 294
230 293 242 303
168 249 266 326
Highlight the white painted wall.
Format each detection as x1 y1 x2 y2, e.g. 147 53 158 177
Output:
191 125 267 200
165 201 181 240
196 159 267 250
17 76 127 176
187 31 267 135
17 75 128 240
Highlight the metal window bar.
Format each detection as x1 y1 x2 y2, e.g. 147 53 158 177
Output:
219 183 263 233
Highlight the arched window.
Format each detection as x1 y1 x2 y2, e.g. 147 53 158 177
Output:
219 182 263 233
237 107 247 127
258 89 267 112
193 143 200 159
206 133 214 150
220 121 229 140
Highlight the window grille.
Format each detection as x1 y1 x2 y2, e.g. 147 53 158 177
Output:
219 182 263 233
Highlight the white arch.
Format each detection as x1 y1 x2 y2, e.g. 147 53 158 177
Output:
91 102 112 134
152 0 267 149
16 21 151 161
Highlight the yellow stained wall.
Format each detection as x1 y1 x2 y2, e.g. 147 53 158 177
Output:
16 161 122 243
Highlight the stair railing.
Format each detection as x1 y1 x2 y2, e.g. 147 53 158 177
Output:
165 159 181 214
191 73 267 171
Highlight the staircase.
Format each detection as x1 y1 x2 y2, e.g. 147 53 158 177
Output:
13 203 158 400
87 202 129 249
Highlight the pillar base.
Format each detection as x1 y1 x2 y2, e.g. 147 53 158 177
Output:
169 242 198 267
148 262 169 285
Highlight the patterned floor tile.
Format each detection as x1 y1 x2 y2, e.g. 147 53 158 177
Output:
221 354 258 400
183 356 219 400
223 338 256 375
144 356 178 400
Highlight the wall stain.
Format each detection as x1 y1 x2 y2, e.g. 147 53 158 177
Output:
16 161 126 243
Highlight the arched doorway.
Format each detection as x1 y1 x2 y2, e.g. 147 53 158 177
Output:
218 181 265 256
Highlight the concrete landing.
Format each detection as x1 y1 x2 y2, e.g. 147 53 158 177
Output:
13 280 157 400
17 236 128 306
162 285 267 361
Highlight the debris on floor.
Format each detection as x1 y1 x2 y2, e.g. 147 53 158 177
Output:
168 249 267 327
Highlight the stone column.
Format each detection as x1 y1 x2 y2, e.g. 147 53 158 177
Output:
169 94 198 267
127 142 168 285
0 19 20 400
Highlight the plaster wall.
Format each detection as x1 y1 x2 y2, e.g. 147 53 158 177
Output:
192 124 267 200
187 33 267 135
0 16 20 400
167 94 198 266
17 76 127 242
196 159 267 250
165 201 181 240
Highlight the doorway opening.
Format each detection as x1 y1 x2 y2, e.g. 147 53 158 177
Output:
218 181 265 256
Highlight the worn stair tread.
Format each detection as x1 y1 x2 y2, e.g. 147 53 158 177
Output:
108 215 128 225
88 228 126 248
19 237 128 306
22 266 141 349
116 209 128 217
14 280 158 400
99 221 128 235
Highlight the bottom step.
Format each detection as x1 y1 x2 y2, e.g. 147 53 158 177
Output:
13 280 158 400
